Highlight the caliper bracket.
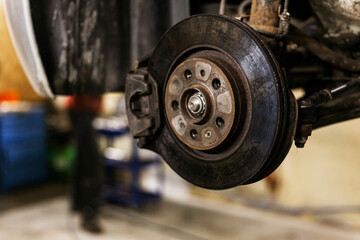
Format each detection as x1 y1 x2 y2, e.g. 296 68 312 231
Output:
125 68 161 147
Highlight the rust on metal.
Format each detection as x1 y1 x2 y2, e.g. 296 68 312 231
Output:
289 28 360 72
165 58 236 151
248 0 281 35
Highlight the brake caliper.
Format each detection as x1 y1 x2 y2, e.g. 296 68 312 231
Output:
125 68 161 147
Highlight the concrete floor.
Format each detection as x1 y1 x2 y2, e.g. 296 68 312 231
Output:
0 196 360 240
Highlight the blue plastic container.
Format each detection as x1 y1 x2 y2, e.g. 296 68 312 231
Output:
0 108 48 193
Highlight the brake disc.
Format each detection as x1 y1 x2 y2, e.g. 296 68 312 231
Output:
126 14 297 189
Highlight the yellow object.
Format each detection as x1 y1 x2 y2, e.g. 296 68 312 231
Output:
0 3 42 101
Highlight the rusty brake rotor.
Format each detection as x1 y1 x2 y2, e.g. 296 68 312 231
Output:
126 14 297 189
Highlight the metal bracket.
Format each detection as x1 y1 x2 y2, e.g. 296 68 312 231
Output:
295 81 360 148
125 68 161 147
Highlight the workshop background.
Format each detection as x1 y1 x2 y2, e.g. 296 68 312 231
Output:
1 1 360 240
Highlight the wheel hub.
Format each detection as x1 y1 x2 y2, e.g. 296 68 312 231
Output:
165 58 236 151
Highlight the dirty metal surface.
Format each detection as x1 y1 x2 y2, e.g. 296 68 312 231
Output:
248 0 281 35
126 68 161 147
288 28 360 72
165 58 235 151
142 14 296 189
309 0 360 37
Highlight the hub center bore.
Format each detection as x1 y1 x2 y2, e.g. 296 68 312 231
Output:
165 58 236 151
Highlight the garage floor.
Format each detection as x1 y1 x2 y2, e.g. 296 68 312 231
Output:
0 194 359 240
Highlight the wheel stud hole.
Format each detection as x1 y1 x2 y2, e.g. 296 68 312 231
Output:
172 101 179 111
216 117 225 128
212 78 221 89
184 70 192 80
190 129 198 139
200 69 206 77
